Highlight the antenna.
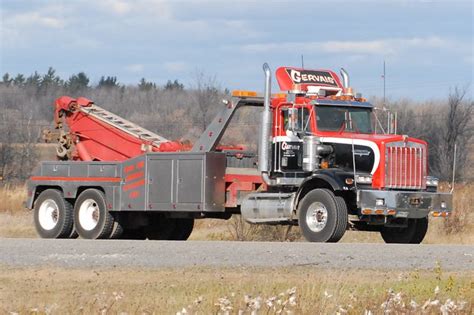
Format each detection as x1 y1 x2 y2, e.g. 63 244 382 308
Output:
301 55 304 69
382 60 386 108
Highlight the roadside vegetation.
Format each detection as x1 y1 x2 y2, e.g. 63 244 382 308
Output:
0 265 471 314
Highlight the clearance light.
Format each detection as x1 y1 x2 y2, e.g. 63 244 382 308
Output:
361 209 372 215
320 161 329 169
375 209 384 215
441 212 450 217
232 90 258 97
272 93 287 99
387 210 397 215
345 178 354 185
431 211 441 217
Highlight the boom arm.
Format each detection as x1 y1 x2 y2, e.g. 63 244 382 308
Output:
50 96 190 161
192 96 263 152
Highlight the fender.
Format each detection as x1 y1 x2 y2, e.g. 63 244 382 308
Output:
294 170 353 211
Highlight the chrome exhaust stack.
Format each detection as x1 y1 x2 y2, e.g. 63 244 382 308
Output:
340 68 350 89
259 63 275 186
340 68 353 96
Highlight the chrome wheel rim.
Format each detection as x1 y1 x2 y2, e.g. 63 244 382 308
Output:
38 199 59 230
78 199 99 231
306 202 328 232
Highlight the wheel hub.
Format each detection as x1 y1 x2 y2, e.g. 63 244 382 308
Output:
38 199 59 230
306 202 328 232
78 199 100 231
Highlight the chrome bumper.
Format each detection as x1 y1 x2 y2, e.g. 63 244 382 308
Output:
357 189 452 219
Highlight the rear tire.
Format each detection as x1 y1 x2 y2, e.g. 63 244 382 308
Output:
145 214 176 240
170 218 194 241
74 189 114 239
298 189 346 242
33 189 74 239
121 228 147 240
380 217 428 244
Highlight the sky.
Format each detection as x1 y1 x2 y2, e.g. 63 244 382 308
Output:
0 0 473 100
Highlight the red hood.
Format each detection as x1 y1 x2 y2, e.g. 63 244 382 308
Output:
316 131 427 189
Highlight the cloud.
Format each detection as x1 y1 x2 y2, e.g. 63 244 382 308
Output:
93 0 172 18
125 64 145 73
4 11 66 29
163 61 187 73
240 36 450 56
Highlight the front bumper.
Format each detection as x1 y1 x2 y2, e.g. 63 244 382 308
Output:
357 189 452 219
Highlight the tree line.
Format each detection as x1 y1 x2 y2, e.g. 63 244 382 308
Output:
0 67 472 183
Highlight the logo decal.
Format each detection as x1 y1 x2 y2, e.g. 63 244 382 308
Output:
286 69 338 87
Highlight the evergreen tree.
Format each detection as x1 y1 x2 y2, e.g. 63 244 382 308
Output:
25 71 41 87
67 72 90 92
164 79 184 91
98 76 119 88
1 73 12 86
138 78 156 91
13 74 25 86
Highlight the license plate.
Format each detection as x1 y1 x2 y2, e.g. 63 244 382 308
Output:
410 197 421 205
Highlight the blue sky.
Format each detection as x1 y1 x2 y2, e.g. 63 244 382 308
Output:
1 0 472 100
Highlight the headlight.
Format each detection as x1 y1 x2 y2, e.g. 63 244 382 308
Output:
426 176 439 187
355 174 372 184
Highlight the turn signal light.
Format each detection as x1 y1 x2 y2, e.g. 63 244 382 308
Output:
387 209 397 215
361 209 372 215
320 161 329 169
232 90 258 97
375 209 384 215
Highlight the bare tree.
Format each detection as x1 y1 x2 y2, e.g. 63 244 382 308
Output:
436 87 473 180
191 71 222 132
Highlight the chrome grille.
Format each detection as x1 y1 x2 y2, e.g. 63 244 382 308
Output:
385 141 426 189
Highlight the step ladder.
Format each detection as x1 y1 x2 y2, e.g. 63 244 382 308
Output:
80 104 169 146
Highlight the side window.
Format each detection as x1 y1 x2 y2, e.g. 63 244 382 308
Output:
282 107 310 133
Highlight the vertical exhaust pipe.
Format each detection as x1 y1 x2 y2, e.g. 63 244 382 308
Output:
340 68 350 88
340 68 353 95
259 63 275 186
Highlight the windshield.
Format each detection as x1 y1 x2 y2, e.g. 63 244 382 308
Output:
315 106 373 133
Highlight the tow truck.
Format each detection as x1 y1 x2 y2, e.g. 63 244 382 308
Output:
26 64 452 243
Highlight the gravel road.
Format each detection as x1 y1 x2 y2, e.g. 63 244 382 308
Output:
0 238 472 270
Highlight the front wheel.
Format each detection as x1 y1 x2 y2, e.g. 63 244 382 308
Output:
298 189 347 242
74 189 114 239
380 217 428 244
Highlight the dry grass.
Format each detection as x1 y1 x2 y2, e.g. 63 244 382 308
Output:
0 266 471 314
1 183 473 244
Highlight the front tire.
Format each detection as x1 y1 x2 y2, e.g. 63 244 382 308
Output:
34 189 74 239
74 189 114 239
380 217 428 244
298 189 347 242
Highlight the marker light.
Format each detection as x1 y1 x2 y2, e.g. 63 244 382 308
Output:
232 90 257 97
